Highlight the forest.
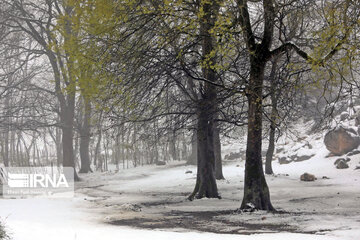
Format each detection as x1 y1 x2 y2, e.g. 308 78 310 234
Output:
0 0 359 239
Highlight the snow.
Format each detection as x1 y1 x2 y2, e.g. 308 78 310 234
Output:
0 119 360 240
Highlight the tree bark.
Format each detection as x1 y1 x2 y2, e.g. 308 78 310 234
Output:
265 60 279 175
189 0 220 200
240 57 274 211
61 101 79 180
79 98 92 173
189 108 220 200
265 122 275 175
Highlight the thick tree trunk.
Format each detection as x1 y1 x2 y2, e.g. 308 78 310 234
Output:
214 123 224 180
240 59 274 211
189 0 220 200
189 108 220 200
61 101 79 181
79 99 92 173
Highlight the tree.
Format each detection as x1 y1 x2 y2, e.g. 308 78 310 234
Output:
236 0 358 210
0 0 84 179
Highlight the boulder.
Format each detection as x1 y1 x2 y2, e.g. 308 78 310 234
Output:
355 113 360 126
347 149 360 156
336 160 349 169
334 157 350 166
291 154 315 162
300 173 316 181
324 126 360 156
278 157 290 165
279 154 314 164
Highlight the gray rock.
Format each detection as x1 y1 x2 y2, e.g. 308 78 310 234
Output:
347 149 360 156
334 157 351 165
278 157 290 165
355 113 360 126
292 154 315 162
336 160 349 169
324 126 360 155
300 173 316 181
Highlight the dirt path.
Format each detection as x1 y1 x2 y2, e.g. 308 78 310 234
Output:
75 163 360 238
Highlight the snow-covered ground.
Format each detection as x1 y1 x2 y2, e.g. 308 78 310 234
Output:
0 120 360 240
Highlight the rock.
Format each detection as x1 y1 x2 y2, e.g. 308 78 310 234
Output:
322 176 330 179
224 152 241 161
304 143 313 149
243 203 256 212
276 148 284 154
300 173 316 181
336 160 349 169
156 161 166 166
340 112 349 121
292 154 315 162
334 157 351 165
278 157 290 165
354 166 360 170
355 113 360 126
347 149 360 156
185 170 192 174
324 126 360 156
279 154 314 164
119 203 142 212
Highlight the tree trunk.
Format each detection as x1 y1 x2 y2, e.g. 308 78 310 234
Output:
189 108 220 200
170 130 177 161
189 0 220 200
240 58 274 211
61 103 79 181
79 99 92 173
214 123 224 180
265 59 279 175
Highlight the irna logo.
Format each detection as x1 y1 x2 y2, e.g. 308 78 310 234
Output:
7 173 69 188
